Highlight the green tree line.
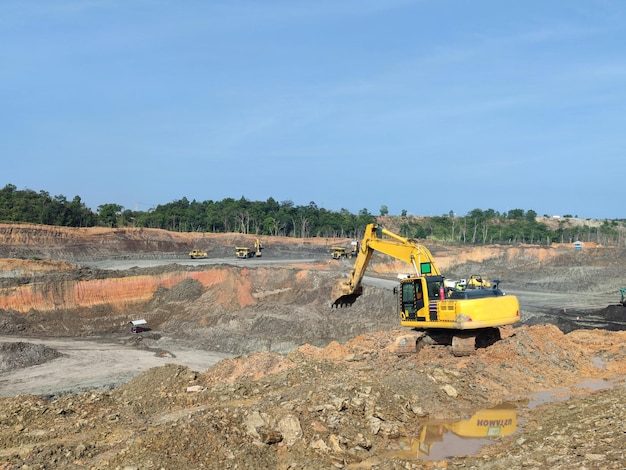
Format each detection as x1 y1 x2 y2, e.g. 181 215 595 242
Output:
1 184 625 246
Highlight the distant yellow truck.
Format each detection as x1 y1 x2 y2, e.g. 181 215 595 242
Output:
235 247 254 259
330 241 359 260
189 249 207 259
235 239 263 259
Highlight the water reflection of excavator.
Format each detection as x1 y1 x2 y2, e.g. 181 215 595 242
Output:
386 405 518 461
331 224 520 356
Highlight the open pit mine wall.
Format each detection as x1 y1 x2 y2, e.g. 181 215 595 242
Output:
0 224 212 259
0 268 256 314
0 224 288 260
0 223 575 265
0 223 352 262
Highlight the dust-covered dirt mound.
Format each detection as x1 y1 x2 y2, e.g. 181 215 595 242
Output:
524 303 626 334
0 342 62 372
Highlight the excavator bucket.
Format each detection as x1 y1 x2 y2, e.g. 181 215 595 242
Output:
331 280 363 308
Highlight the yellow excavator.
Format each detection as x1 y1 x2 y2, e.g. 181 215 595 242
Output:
253 238 263 257
331 224 520 356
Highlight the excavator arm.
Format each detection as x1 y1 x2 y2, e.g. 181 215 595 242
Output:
331 223 441 307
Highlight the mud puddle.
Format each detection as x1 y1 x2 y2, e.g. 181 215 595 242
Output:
527 376 622 409
383 373 624 462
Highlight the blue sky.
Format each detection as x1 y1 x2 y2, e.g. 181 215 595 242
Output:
2 1 625 219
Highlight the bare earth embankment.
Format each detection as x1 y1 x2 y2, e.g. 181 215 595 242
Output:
0 223 625 469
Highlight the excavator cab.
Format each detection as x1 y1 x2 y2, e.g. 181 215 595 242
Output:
399 278 424 321
399 276 444 322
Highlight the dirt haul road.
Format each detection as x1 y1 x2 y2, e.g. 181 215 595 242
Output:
0 335 231 397
0 223 625 469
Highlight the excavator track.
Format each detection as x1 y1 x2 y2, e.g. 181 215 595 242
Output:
387 328 503 356
451 333 476 357
451 328 502 357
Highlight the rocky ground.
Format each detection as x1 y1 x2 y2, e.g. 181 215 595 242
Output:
0 223 625 469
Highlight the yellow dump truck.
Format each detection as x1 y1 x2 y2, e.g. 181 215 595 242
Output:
189 249 207 259
330 241 359 260
235 247 254 259
236 239 263 259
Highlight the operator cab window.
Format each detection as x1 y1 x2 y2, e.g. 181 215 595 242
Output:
428 281 442 299
401 282 416 314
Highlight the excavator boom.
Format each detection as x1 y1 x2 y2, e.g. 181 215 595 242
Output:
332 224 440 307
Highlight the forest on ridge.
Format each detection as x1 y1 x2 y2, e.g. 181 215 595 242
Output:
1 183 625 246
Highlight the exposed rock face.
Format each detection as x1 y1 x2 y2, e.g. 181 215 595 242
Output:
0 229 394 354
0 223 358 341
0 267 239 313
0 262 371 350
0 224 192 259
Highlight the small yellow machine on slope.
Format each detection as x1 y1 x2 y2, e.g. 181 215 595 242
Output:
331 224 520 356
